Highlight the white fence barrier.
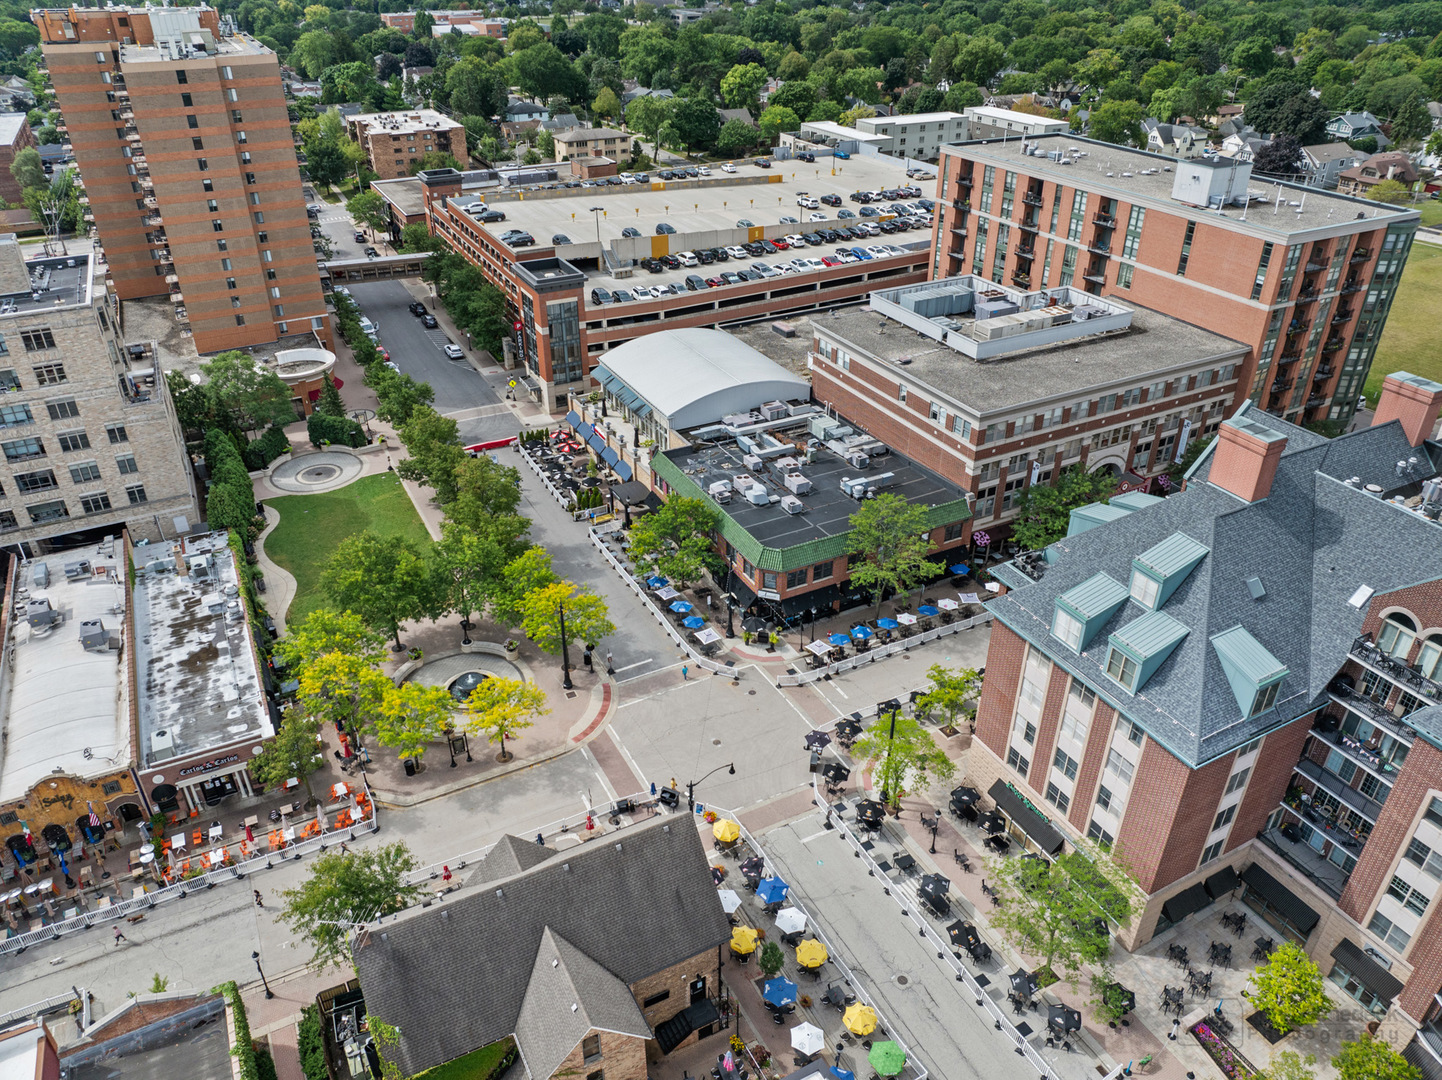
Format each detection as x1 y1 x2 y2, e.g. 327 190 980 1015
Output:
777 612 993 686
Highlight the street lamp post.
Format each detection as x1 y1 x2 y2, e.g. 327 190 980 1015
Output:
252 951 274 999
687 762 735 812
559 602 573 691
590 205 604 247
878 701 900 808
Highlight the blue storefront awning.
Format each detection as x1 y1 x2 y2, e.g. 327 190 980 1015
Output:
588 433 606 454
601 447 620 466
576 421 595 440
592 364 620 391
564 410 581 428
614 460 634 482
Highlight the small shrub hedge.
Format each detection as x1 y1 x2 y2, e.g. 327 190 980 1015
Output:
307 412 365 448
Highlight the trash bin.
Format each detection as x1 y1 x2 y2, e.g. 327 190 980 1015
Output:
403 759 417 777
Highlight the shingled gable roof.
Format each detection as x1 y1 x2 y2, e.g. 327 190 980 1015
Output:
352 817 731 1077
466 833 555 886
514 929 651 1080
985 404 1442 769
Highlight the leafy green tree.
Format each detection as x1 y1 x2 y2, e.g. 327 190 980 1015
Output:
279 843 422 969
1367 179 1413 206
445 454 526 536
201 351 296 433
249 709 326 803
204 483 256 534
759 104 799 141
537 129 555 160
515 43 578 102
1009 466 1117 550
346 190 389 239
398 222 441 254
397 405 466 504
626 95 672 159
721 62 769 111
758 940 785 979
592 85 622 121
0 17 39 58
290 30 339 79
1176 433 1214 479
1264 1050 1318 1080
915 664 983 732
671 98 720 154
462 676 549 761
446 57 507 119
409 150 462 175
955 37 1006 86
297 652 391 758
432 521 512 638
627 496 719 589
274 609 384 676
1247 942 1332 1035
8 146 43 192
372 370 435 428
492 546 560 628
838 104 877 128
845 493 942 617
315 374 345 419
990 853 1132 986
521 580 615 659
303 136 351 190
1088 968 1134 1024
1333 1036 1421 1080
320 532 438 650
716 118 758 156
1243 80 1328 143
1087 99 1146 146
373 681 453 762
851 711 955 811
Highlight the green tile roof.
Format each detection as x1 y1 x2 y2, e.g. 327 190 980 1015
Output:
1066 502 1130 537
1211 625 1288 683
1135 532 1210 580
1112 609 1190 659
1058 573 1129 620
1111 491 1164 511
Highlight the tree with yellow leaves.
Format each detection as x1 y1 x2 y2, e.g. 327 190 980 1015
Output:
373 682 455 763
461 676 549 762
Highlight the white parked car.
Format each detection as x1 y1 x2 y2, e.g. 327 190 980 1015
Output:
677 251 699 267
866 245 889 258
698 165 711 175
808 212 828 222
443 343 464 359
797 195 819 209
784 234 807 247
858 221 881 236
722 162 737 173
793 257 825 271
619 172 636 184
773 262 798 275
751 262 778 278
725 245 749 259
833 248 857 263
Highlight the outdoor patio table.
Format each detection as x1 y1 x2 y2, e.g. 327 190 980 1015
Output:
893 853 915 872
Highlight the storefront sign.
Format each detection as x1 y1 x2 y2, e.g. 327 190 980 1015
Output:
177 754 242 779
757 589 781 601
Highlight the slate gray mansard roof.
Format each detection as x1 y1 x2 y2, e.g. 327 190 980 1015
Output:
351 816 732 1078
985 405 1442 769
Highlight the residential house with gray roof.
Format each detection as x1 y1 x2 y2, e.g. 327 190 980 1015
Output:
351 816 733 1080
970 371 1442 1068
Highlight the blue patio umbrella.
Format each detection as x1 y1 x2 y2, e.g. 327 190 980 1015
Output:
683 615 706 629
949 563 970 575
851 625 873 640
647 576 669 588
876 618 899 630
829 1069 856 1080
757 876 790 905
827 633 851 647
918 604 941 616
762 976 799 1007
669 600 693 613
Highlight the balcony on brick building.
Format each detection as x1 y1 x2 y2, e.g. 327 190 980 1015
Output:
1258 824 1354 900
1349 635 1442 705
1351 247 1371 263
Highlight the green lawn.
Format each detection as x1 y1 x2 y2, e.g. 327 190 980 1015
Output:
264 473 432 622
1366 240 1442 404
1418 200 1442 229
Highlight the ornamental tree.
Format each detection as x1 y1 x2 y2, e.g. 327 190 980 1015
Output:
851 712 955 811
279 843 422 968
1333 1035 1421 1080
1247 941 1333 1035
990 852 1131 987
845 493 942 617
462 675 549 762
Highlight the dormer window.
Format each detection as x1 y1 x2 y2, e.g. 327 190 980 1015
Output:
1105 647 1138 692
1129 569 1160 609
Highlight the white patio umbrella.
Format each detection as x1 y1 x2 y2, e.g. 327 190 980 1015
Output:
937 597 959 610
896 612 918 625
790 1022 825 1057
775 906 807 936
717 889 742 913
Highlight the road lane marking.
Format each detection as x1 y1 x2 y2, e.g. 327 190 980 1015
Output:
615 660 652 672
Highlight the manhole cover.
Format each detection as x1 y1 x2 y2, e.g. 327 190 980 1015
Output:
748 690 756 695
712 738 721 746
895 975 909 986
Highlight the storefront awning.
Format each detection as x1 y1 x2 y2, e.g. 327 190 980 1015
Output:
565 410 581 428
1242 863 1320 934
1204 865 1241 901
587 433 606 454
520 375 540 392
1331 939 1403 1004
601 447 620 467
776 583 843 618
614 460 634 482
986 779 1065 856
1162 882 1211 925
592 364 621 391
577 421 596 441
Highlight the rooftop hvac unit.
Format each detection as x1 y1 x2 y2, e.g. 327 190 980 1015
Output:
760 400 789 421
846 451 870 469
79 619 108 651
745 485 770 506
784 472 811 494
1422 477 1442 504
226 600 244 623
775 456 800 471
150 728 175 761
743 453 763 472
780 495 805 515
733 473 757 492
26 597 58 628
202 592 225 614
64 559 91 581
31 562 48 589
189 553 214 579
708 480 733 504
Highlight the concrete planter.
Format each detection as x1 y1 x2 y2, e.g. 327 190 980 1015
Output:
394 658 423 682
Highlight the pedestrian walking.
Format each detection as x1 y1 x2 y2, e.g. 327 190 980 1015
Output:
442 865 452 884
113 927 126 946
681 665 689 680
605 649 613 674
253 890 264 908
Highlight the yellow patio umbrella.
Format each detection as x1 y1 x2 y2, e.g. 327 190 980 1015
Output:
843 1003 878 1036
731 926 760 955
795 938 828 969
713 818 741 844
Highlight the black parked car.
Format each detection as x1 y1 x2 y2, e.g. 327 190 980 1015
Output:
661 254 681 269
758 239 779 254
479 209 506 222
710 247 729 262
422 313 438 328
697 249 715 264
657 170 675 180
796 151 815 162
591 287 613 304
685 274 708 291
612 289 633 302
820 194 842 206
622 227 642 238
409 301 427 316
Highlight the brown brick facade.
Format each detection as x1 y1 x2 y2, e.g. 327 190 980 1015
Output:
974 620 1027 760
549 1028 648 1080
1021 660 1070 803
1115 740 1233 893
1067 700 1115 833
1226 719 1313 856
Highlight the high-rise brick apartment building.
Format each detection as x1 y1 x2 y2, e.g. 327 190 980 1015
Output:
34 5 331 354
969 372 1442 1068
934 136 1418 430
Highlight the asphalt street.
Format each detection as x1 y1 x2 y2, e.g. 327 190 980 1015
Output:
342 280 522 447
